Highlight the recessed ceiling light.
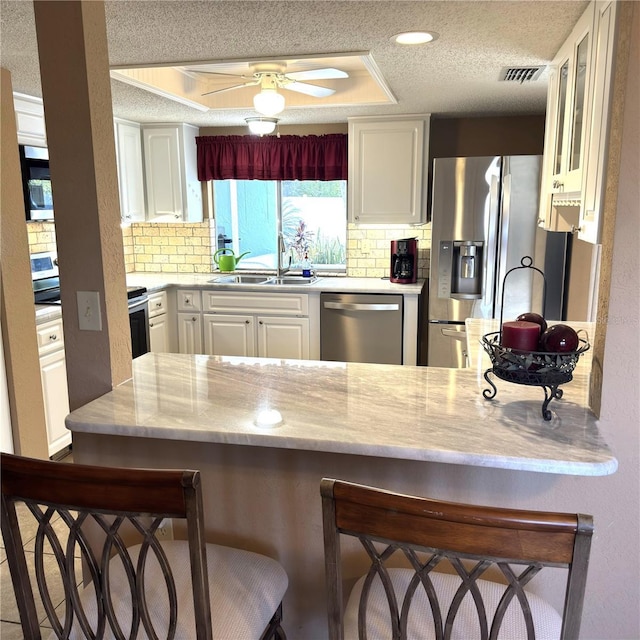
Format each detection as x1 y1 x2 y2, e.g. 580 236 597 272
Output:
392 31 438 45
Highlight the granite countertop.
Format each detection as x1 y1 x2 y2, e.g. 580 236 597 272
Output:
125 273 425 295
35 275 425 323
66 350 617 477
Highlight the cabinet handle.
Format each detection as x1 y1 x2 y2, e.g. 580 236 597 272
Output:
570 225 582 234
552 180 564 190
184 297 191 304
192 316 197 322
149 322 154 327
155 302 162 308
259 321 263 325
49 334 57 341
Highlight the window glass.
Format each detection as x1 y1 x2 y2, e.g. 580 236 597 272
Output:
213 180 347 272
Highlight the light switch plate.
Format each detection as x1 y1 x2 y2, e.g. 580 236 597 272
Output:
77 291 102 331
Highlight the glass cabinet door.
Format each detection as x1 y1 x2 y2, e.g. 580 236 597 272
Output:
553 60 570 177
569 32 590 173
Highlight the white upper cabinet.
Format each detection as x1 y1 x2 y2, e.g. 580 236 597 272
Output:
578 0 619 244
114 119 146 222
13 93 46 146
539 0 619 243
348 116 430 225
142 123 203 223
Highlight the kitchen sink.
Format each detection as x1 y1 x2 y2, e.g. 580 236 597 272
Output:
262 276 319 285
208 274 272 284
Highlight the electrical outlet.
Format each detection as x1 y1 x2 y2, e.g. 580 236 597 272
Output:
76 291 102 331
156 518 174 541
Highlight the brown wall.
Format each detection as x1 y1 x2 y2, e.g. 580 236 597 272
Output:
430 115 545 158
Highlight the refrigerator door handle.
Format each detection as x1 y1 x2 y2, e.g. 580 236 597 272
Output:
495 171 512 317
440 327 467 341
484 171 501 314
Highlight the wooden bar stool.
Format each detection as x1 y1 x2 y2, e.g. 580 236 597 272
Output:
321 478 592 640
1 453 288 639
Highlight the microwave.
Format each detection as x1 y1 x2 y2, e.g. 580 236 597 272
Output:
19 145 54 221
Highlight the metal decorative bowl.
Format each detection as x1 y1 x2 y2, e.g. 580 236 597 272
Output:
481 330 590 420
481 331 590 386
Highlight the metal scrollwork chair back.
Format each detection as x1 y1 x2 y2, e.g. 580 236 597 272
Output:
321 478 593 640
1 453 288 639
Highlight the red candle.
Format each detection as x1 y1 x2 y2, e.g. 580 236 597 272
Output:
501 321 541 351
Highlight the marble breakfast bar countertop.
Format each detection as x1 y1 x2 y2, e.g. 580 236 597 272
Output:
66 350 617 477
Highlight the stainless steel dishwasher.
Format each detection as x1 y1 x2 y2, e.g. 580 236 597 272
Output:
320 293 404 364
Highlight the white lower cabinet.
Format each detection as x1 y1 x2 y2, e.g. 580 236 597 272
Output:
149 314 170 352
256 316 310 360
177 313 203 354
203 314 255 357
177 289 203 354
176 290 312 360
148 291 170 352
37 318 71 457
203 313 310 359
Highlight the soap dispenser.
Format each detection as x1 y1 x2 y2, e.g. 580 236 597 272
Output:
301 253 312 278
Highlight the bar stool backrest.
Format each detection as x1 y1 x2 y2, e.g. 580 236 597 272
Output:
1 453 212 639
321 478 593 640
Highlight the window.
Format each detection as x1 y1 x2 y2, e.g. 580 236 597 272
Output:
213 180 347 272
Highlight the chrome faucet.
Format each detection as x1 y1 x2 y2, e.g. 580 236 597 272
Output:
276 233 291 277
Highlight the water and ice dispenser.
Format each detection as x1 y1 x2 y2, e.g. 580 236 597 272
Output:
437 240 484 299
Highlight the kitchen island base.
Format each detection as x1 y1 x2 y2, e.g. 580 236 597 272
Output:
73 431 584 640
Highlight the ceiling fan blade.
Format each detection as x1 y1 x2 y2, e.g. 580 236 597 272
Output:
286 68 348 81
185 69 252 79
284 81 336 98
201 80 258 97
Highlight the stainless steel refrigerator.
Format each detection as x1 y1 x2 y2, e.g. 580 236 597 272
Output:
427 155 570 368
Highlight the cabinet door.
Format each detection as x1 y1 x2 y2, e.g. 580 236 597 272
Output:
177 313 202 354
149 313 169 353
148 290 168 318
348 118 428 224
547 3 596 196
203 314 255 357
14 93 46 146
143 126 183 221
257 316 310 360
39 349 71 457
579 0 618 244
115 120 146 222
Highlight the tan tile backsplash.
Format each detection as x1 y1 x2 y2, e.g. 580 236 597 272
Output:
26 221 57 254
129 221 216 273
346 223 431 279
27 220 431 279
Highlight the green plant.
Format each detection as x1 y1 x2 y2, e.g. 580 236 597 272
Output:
309 230 346 265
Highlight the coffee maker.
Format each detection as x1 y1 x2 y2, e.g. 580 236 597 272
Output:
390 238 418 284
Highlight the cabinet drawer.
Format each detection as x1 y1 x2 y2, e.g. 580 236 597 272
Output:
176 289 201 312
203 291 309 316
148 290 168 317
37 318 64 356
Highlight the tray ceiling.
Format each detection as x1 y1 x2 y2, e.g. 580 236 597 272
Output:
0 1 590 128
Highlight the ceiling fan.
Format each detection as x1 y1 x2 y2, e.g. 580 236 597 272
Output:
189 62 349 116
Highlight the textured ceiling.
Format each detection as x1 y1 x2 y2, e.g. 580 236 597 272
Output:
0 0 589 128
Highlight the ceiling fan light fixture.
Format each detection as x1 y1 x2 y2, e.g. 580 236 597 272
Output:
392 31 438 45
246 117 279 135
253 88 286 116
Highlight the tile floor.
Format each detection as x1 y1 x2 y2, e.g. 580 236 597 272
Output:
1 450 74 638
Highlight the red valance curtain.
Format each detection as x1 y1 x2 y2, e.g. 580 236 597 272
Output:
196 134 347 181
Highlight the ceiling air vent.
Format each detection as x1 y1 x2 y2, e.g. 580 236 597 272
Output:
499 66 545 83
